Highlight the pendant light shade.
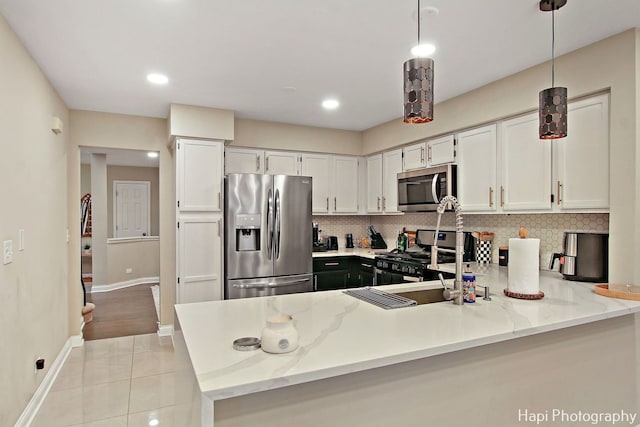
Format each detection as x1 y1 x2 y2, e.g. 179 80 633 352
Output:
403 0 434 124
538 0 567 139
403 57 434 123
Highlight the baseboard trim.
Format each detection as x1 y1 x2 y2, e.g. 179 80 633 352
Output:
90 276 159 293
157 324 173 337
15 337 74 427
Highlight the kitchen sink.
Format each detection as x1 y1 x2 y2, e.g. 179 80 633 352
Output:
391 288 447 305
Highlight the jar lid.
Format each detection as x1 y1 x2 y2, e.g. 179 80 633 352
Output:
233 337 261 351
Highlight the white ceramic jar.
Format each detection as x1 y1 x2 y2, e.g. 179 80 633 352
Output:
260 314 299 354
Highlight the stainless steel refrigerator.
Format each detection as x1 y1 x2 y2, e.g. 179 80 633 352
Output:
224 173 313 299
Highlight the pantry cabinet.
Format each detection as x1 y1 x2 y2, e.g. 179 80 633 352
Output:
552 93 609 210
175 138 224 303
456 124 498 212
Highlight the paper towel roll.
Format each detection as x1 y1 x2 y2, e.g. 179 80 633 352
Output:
508 238 540 294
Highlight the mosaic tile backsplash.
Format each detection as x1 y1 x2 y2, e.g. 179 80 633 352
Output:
313 213 609 271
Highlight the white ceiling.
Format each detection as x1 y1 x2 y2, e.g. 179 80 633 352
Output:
1 0 639 131
80 147 160 167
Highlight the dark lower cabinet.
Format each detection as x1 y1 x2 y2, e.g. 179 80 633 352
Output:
314 256 377 291
375 270 405 285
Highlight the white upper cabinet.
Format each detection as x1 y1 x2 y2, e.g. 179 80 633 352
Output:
427 135 456 166
456 124 498 212
301 153 331 214
177 139 223 212
331 156 359 213
403 135 455 171
552 93 610 210
403 141 427 171
366 149 403 214
366 154 383 213
382 149 403 213
265 151 300 175
500 113 552 211
225 147 264 174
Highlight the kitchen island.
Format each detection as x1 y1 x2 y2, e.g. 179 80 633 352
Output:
174 264 640 427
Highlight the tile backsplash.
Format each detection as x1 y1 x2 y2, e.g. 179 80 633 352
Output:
313 213 609 270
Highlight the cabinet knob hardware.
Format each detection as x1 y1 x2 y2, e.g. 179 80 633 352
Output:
427 145 432 162
334 197 337 210
377 196 380 210
500 186 504 207
420 146 424 163
218 192 221 209
489 187 494 208
382 197 386 210
326 197 329 211
256 155 260 171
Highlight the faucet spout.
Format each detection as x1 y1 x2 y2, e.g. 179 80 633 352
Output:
429 195 465 305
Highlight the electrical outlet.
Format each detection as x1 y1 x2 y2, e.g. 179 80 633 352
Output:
3 240 13 265
125 268 133 274
35 357 44 373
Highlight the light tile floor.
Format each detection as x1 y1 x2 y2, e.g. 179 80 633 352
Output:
31 334 178 427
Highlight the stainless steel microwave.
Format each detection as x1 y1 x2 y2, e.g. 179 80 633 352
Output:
397 164 457 212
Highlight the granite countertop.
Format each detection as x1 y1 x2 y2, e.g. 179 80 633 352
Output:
174 264 640 401
312 247 389 259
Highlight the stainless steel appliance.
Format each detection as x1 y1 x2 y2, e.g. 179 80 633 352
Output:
549 232 608 282
374 229 475 282
225 174 313 299
397 164 457 212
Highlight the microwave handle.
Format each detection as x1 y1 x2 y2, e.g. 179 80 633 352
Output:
431 173 440 204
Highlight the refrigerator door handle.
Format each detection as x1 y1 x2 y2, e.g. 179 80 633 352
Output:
266 187 273 260
232 277 311 289
274 188 281 259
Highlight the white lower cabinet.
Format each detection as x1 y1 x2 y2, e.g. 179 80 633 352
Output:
457 124 498 212
175 138 224 303
177 216 222 303
552 93 610 210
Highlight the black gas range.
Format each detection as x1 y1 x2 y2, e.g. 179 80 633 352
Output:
374 230 475 281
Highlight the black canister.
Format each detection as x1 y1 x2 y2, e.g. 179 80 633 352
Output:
498 246 509 266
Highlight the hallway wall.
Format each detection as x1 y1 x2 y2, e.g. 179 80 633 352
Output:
0 13 70 426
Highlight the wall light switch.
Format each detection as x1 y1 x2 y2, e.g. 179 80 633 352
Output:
3 240 13 265
18 229 24 251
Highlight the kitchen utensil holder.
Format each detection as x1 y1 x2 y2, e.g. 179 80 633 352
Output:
476 240 492 264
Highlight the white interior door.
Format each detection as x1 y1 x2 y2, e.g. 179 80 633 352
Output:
114 181 150 238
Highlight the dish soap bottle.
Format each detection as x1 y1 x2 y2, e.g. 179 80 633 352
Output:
396 231 407 252
463 264 476 303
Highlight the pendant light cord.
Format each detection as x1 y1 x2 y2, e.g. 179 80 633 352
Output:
551 7 555 88
417 0 421 46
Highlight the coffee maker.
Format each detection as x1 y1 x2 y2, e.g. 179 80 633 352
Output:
312 222 326 252
549 232 608 282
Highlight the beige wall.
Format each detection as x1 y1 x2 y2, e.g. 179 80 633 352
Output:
0 13 70 426
68 111 175 330
106 239 160 285
107 165 160 238
169 104 234 141
364 29 639 286
232 118 362 155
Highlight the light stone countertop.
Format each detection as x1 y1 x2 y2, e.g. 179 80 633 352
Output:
174 263 640 402
312 247 389 259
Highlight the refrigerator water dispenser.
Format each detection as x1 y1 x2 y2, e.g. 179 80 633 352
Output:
235 214 261 251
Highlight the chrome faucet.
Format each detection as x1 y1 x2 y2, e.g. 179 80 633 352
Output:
428 195 464 305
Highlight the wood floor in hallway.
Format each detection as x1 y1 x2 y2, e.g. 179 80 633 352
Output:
83 284 158 341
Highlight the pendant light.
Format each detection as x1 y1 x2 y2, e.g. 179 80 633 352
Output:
403 0 434 124
539 0 567 139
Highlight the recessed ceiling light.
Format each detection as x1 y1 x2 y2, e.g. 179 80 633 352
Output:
411 43 436 57
147 152 159 158
146 73 169 85
322 99 339 110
